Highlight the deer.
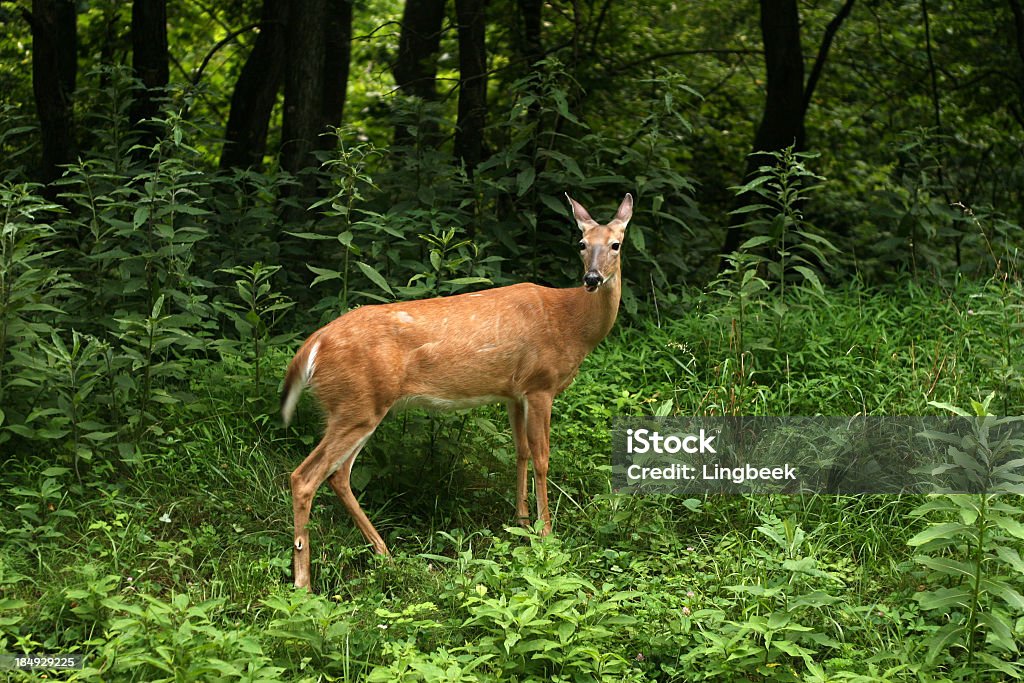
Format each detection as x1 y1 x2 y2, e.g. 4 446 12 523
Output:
280 192 633 589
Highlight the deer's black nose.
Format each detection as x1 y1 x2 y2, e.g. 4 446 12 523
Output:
583 271 602 289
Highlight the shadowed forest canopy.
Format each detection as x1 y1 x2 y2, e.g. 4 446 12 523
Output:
5 3 1024 680
1 0 1022 294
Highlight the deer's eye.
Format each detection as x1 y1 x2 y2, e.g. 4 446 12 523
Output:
578 240 587 251
610 242 621 251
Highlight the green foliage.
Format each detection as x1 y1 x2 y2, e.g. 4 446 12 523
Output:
214 263 295 391
704 148 839 413
3 3 1024 678
75 593 285 682
0 183 70 430
672 515 846 681
909 397 1024 681
1 282 1024 680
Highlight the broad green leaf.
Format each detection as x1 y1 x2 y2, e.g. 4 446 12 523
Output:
927 401 972 417
925 622 966 664
738 235 775 250
516 167 535 197
133 206 150 229
980 578 1024 611
991 514 1024 540
306 265 341 287
976 612 1018 653
731 174 772 195
995 546 1024 574
908 522 970 546
914 555 976 580
917 586 972 611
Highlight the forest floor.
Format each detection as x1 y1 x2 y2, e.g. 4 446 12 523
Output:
3 279 1023 681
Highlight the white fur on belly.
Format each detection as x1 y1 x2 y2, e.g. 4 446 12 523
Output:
393 394 505 413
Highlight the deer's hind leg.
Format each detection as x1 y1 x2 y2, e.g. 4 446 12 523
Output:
290 416 382 589
326 427 388 556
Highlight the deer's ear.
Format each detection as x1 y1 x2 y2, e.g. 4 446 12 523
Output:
566 193 598 231
613 193 633 227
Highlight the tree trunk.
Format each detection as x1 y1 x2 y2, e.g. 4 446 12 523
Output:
220 0 289 170
752 0 807 161
282 0 348 176
130 0 169 150
30 0 77 183
519 0 543 67
454 0 487 173
1010 0 1024 127
719 0 855 262
281 0 352 214
392 0 446 146
322 0 353 136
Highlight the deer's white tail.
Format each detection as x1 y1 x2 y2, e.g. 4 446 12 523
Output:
281 338 321 426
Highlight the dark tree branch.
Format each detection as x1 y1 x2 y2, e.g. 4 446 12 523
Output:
802 0 855 114
920 0 942 131
1008 0 1024 67
610 48 760 75
221 0 288 170
191 22 262 86
588 0 613 53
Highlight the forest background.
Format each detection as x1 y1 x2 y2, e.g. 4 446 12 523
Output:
2 0 1024 681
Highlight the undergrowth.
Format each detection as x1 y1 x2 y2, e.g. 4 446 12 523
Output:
2 281 1024 682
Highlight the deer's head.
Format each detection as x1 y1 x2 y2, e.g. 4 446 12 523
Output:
567 193 633 292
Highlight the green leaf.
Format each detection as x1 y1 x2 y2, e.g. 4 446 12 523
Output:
306 265 341 287
793 265 823 293
540 192 569 216
738 235 775 250
917 586 972 611
927 401 972 417
731 175 772 195
914 555 977 580
516 167 536 197
925 622 967 664
0 598 29 610
995 546 1024 574
443 277 492 286
628 223 646 253
976 612 1018 653
356 261 394 297
991 514 1024 540
980 578 1024 611
728 202 772 216
908 522 970 546
285 231 336 241
133 206 150 229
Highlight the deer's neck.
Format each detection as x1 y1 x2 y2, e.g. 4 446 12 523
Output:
562 275 621 352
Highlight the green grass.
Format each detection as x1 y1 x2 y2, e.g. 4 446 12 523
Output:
2 280 1023 681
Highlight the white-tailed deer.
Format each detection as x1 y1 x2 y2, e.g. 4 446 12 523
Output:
281 193 632 589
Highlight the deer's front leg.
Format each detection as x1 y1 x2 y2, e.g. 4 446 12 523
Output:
525 393 554 534
508 398 531 525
